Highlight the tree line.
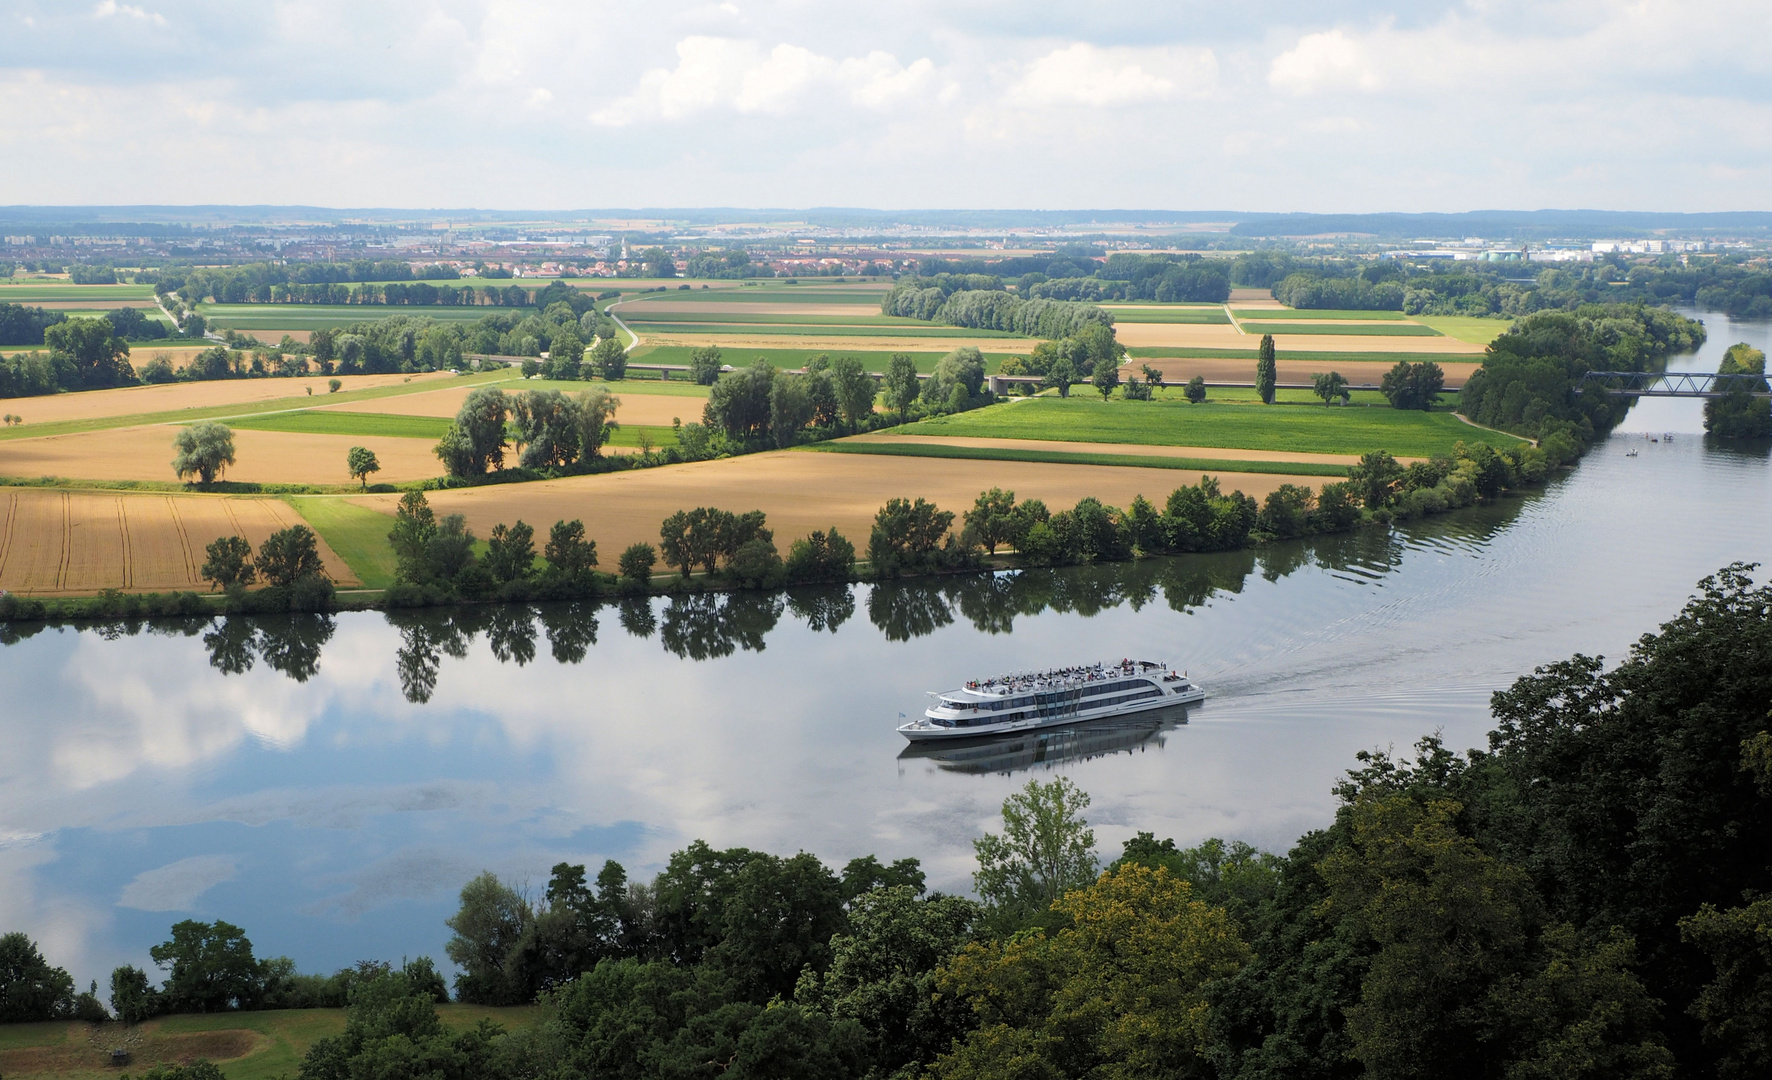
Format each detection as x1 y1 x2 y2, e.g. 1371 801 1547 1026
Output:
1703 344 1772 439
7 564 1765 1078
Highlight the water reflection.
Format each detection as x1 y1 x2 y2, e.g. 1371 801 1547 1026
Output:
898 705 1192 776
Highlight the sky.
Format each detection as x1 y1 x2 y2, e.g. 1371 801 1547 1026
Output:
0 0 1768 212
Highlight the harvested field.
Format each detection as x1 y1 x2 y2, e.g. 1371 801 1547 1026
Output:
358 452 1329 561
1142 357 1479 388
0 427 445 485
637 333 1039 354
239 329 315 344
1230 309 1409 321
320 380 704 426
0 372 457 427
1228 288 1274 303
1104 308 1231 324
1239 322 1442 337
1115 322 1485 354
0 489 358 594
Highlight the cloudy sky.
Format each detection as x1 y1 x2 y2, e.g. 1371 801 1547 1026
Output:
1 0 1766 211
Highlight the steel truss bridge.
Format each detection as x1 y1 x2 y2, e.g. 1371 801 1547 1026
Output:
1580 371 1772 398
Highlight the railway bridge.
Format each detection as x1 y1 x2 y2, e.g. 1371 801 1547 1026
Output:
1579 371 1772 398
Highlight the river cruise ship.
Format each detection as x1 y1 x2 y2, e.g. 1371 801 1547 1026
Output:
897 659 1204 742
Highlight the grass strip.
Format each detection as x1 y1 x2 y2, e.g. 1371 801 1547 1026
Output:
1229 309 1409 321
804 440 1350 477
228 410 452 438
1238 322 1443 337
1105 310 1231 324
287 496 400 589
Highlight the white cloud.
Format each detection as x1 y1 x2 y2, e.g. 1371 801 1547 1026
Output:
93 0 165 25
118 854 238 911
1012 43 1216 107
593 36 935 125
1268 29 1380 95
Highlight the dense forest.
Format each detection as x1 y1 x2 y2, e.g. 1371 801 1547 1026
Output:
3 565 1767 1080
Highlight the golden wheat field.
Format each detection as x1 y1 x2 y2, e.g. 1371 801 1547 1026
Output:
0 489 358 595
0 372 457 427
0 427 445 485
356 450 1330 561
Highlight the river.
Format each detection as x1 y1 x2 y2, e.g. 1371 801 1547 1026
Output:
1 309 1768 986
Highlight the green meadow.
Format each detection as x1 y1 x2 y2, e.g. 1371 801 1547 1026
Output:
809 440 1350 477
1238 321 1443 337
901 397 1524 457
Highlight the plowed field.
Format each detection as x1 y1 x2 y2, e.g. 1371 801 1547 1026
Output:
0 427 444 485
0 490 358 594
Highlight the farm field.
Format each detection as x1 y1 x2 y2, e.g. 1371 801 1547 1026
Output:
845 432 1380 467
1237 321 1444 337
626 321 1023 338
0 283 156 302
231 408 679 452
810 440 1351 477
322 378 709 426
0 426 446 486
1137 356 1478 389
1230 309 1410 321
632 331 1039 353
1103 307 1231 324
1115 321 1486 353
1411 315 1514 344
199 304 499 330
288 496 403 588
358 449 1331 564
629 346 1017 374
0 1005 539 1080
901 397 1525 457
0 488 358 595
0 371 469 435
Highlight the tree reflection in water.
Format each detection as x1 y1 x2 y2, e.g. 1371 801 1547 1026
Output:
157 502 1524 703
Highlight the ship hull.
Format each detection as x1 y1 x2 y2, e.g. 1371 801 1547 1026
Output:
898 684 1205 742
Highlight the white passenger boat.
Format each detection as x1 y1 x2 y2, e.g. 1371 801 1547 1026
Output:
897 659 1204 742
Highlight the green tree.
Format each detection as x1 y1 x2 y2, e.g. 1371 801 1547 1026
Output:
485 520 536 583
590 335 627 380
783 528 855 583
345 445 380 488
44 315 134 387
1256 333 1277 404
200 535 255 591
1092 355 1120 399
866 497 954 576
1380 360 1446 411
706 361 776 443
510 389 581 468
932 864 1248 1080
1313 370 1349 404
445 872 532 1005
256 525 326 588
388 491 437 583
435 387 509 477
109 963 159 1023
973 776 1099 925
1703 343 1772 439
963 487 1018 554
1045 356 1078 398
0 932 76 1022
172 421 236 484
829 354 877 431
688 345 723 385
150 920 265 1013
549 325 584 378
574 386 620 460
618 541 656 582
883 353 921 417
1681 895 1772 1079
544 519 597 575
1185 374 1208 403
659 510 695 578
1141 363 1166 388
1349 449 1405 509
297 966 500 1080
770 372 815 448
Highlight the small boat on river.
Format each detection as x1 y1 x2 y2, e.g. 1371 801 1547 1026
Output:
897 659 1204 742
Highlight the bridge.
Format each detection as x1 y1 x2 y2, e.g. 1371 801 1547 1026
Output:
1579 371 1772 398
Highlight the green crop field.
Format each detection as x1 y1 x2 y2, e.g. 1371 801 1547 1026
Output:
226 410 453 439
1104 308 1231 324
1230 309 1410 321
616 310 920 326
615 287 889 305
1237 322 1443 337
1124 346 1484 365
290 496 399 588
901 397 1524 457
520 374 713 397
808 440 1350 477
629 345 1015 374
0 284 157 302
1411 315 1514 344
200 304 514 329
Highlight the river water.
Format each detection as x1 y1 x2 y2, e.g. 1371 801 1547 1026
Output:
2 310 1768 987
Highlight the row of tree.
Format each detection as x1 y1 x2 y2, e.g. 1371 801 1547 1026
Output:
1703 343 1772 439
